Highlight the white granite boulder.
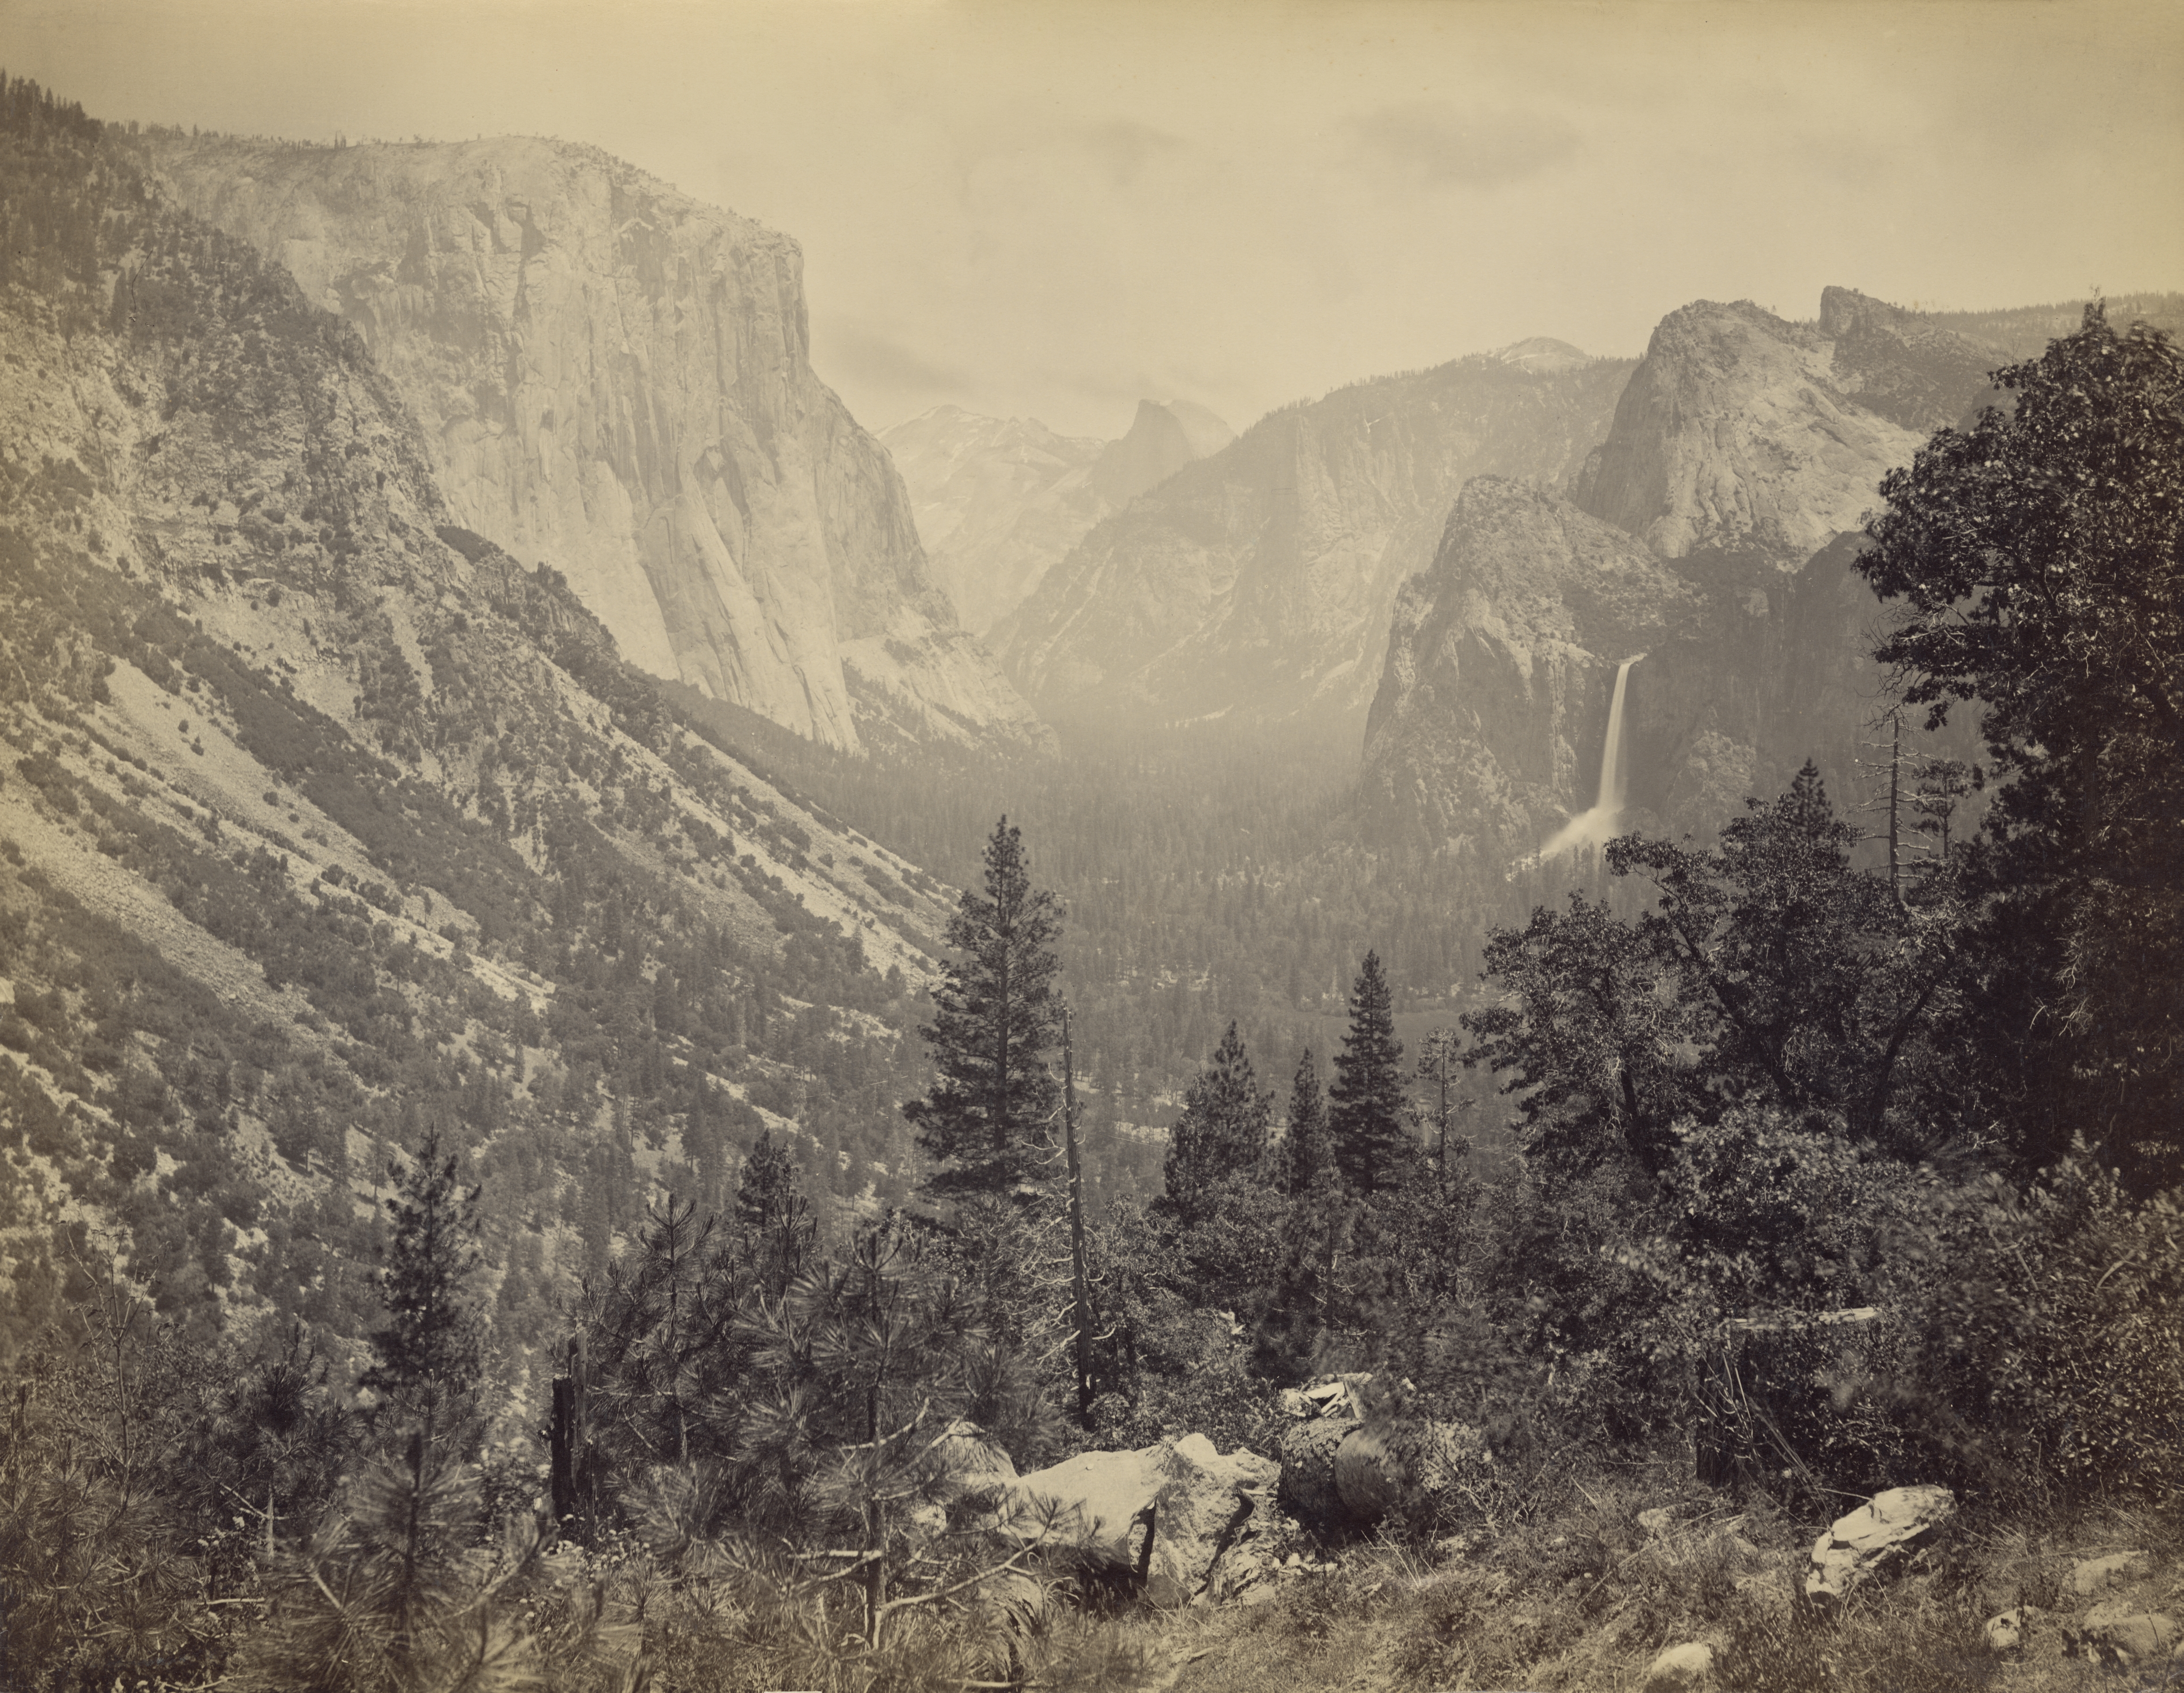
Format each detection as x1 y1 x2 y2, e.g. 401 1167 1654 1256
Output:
1643 1641 1716 1691
1002 1434 1278 1603
1804 1486 1955 1602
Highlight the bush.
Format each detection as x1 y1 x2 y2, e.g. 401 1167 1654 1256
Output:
1872 1153 2184 1503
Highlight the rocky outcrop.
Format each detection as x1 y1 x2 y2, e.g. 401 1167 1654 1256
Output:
1360 478 1702 862
1365 290 1993 863
994 348 1633 732
1574 298 1933 569
148 135 1048 754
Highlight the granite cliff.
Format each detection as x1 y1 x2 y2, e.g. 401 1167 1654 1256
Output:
878 398 1231 637
994 344 1633 733
147 134 1048 755
1367 293 2000 861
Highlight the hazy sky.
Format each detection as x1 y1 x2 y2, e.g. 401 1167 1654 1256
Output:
3 0 2179 439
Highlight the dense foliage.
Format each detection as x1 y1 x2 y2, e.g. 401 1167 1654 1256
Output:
1859 304 2184 1189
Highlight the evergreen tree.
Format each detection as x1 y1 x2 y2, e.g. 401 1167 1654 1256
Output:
1159 1021 1273 1226
737 1127 815 1296
1275 1046 1334 1197
360 1127 484 1435
1858 307 2184 1187
905 818 1064 1200
1328 951 1409 1195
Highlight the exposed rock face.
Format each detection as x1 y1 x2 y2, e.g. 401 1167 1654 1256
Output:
1361 478 1700 863
1366 291 1992 862
1089 398 1235 507
1574 296 1967 568
148 135 1047 754
995 349 1633 732
1816 286 2009 432
881 400 1232 637
880 407 1105 635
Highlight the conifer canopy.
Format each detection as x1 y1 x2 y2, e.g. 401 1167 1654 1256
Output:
1329 951 1409 1194
905 817 1065 1200
1160 1020 1273 1225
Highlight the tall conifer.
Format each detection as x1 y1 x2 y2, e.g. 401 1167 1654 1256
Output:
360 1127 484 1432
1276 1046 1334 1197
1160 1021 1272 1225
1328 951 1409 1194
905 818 1064 1200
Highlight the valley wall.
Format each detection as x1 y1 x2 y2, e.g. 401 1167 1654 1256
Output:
148 135 1049 755
1366 292 2001 863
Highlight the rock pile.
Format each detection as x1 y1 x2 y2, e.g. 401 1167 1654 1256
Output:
1985 1550 2182 1671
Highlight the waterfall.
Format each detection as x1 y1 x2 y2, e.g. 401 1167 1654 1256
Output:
1541 653 1645 858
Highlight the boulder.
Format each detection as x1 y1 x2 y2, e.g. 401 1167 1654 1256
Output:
1643 1641 1716 1691
2077 1604 2177 1663
1804 1486 1955 1602
1002 1435 1279 1603
2072 1550 2152 1596
1148 1434 1279 1602
1004 1446 1163 1575
1985 1606 2043 1651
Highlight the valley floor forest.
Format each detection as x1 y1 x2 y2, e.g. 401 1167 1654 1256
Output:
1 73 2181 1693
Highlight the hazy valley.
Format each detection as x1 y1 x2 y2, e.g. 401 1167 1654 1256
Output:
3 69 2181 1693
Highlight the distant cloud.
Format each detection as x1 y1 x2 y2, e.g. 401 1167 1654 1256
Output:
827 322 972 395
1346 100 1580 189
1077 119 1189 187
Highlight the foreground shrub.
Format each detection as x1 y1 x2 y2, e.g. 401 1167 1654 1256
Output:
1873 1155 2184 1503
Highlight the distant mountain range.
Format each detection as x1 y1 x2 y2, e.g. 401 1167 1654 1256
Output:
990 341 1636 734
1361 288 2008 866
879 398 1233 636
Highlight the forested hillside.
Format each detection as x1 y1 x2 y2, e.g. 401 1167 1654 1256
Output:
0 74 996 1389
3 69 2180 1693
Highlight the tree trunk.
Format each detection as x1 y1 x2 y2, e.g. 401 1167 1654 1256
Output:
1064 1006 1094 1425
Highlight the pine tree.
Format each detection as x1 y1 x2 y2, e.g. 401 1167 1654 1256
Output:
1276 1047 1334 1197
1328 951 1409 1195
1159 1021 1272 1226
905 818 1064 1201
360 1127 484 1435
737 1127 814 1295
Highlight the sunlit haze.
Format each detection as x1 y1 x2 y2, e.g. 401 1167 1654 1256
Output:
4 0 2178 439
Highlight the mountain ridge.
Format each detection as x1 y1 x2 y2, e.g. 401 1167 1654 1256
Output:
993 347 1636 733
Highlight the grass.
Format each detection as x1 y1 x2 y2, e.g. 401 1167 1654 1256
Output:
1150 1466 2184 1693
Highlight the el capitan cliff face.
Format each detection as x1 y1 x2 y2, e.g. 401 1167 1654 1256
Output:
148 135 1048 755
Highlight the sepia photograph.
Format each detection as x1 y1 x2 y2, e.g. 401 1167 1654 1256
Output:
0 1 2178 1686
